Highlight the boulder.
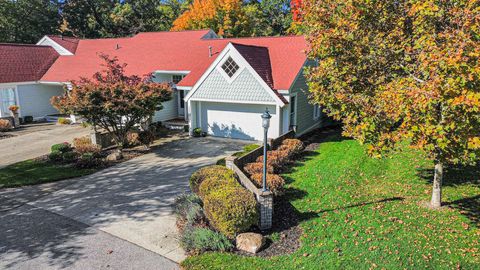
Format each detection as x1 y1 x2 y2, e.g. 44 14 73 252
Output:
106 151 123 162
236 233 265 254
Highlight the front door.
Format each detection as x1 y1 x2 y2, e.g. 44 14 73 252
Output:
178 90 185 117
0 87 16 117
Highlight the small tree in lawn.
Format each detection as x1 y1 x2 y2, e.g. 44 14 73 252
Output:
303 0 480 208
52 54 172 149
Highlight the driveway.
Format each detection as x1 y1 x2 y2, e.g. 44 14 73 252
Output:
0 123 90 168
0 137 247 269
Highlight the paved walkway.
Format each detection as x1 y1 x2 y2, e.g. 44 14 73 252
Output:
0 136 247 269
0 123 89 168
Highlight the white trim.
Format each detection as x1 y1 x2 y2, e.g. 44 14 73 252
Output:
14 86 21 117
36 36 74 56
38 81 67 85
277 90 289 94
185 43 286 107
154 70 190 75
0 81 36 87
176 86 192 90
189 98 277 106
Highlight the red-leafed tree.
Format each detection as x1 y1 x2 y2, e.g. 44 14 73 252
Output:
52 54 172 149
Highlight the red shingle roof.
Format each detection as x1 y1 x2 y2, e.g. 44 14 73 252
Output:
47 35 80 54
41 30 308 91
0 44 59 84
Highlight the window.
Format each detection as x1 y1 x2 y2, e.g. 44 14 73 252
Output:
0 87 16 117
221 57 239 77
172 75 185 84
313 104 321 119
179 90 185 109
289 96 296 130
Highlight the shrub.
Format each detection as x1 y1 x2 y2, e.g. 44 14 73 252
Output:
198 171 239 199
250 173 286 195
0 119 12 132
76 153 101 168
174 194 206 228
8 105 19 113
243 144 260 153
189 165 233 194
51 142 72 153
244 162 274 176
138 129 155 147
204 186 258 238
127 131 140 146
23 116 33 123
193 128 202 137
58 117 71 125
73 137 101 155
256 150 290 170
62 151 78 163
278 139 304 157
48 150 63 162
180 227 233 254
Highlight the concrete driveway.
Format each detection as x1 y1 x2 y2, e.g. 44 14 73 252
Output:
0 136 247 269
0 123 90 168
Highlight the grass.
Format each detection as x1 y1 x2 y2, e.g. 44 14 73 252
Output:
182 135 480 269
216 144 260 166
0 159 98 188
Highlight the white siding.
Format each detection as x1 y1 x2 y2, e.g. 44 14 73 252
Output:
199 102 278 141
17 84 65 118
152 74 178 122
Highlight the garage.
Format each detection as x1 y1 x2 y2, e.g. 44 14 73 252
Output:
199 102 278 141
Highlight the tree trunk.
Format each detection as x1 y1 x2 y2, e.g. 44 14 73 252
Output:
430 162 444 209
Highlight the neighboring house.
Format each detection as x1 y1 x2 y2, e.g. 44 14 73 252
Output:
1 29 327 140
0 43 62 119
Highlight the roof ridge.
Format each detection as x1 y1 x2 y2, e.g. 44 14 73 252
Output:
205 35 304 41
0 43 53 48
136 29 212 35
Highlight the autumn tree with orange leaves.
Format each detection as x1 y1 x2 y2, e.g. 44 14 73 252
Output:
304 0 480 208
52 54 172 149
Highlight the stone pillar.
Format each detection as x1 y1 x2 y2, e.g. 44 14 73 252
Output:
12 113 20 128
257 191 273 230
225 156 236 170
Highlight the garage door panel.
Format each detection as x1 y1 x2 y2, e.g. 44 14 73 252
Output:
200 102 276 141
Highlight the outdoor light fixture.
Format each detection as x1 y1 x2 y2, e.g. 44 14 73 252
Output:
261 108 272 192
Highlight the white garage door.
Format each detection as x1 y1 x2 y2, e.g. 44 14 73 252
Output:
200 102 276 141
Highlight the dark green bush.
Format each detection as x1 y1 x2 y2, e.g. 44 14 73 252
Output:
48 150 63 162
62 151 78 163
76 153 101 168
180 227 233 254
189 165 233 194
204 186 258 238
51 143 72 153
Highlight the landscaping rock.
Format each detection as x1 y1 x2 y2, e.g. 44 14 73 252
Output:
236 233 265 254
106 151 123 161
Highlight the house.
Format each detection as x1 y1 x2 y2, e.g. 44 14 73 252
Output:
0 43 62 119
1 29 326 140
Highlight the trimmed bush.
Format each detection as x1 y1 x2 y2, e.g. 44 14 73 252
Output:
51 142 72 153
250 173 286 195
180 227 233 254
189 165 233 194
203 186 258 238
256 150 290 170
57 117 71 125
48 150 63 162
73 137 101 155
0 119 12 132
198 172 239 199
62 151 78 163
278 138 304 157
244 162 274 176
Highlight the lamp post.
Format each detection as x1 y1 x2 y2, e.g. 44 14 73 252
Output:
261 108 272 192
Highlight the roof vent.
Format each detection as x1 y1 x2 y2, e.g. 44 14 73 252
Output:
116 44 120 50
209 46 213 57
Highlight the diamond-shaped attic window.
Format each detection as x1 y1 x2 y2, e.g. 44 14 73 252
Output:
221 57 239 78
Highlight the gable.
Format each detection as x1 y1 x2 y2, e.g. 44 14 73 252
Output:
190 68 276 103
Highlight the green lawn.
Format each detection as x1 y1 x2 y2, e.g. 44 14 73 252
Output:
182 135 480 269
0 159 97 188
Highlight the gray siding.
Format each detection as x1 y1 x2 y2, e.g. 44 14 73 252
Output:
191 69 275 103
17 84 65 118
289 67 322 135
